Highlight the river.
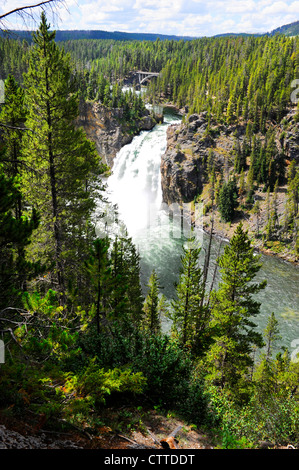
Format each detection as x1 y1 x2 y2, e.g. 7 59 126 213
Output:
96 108 299 355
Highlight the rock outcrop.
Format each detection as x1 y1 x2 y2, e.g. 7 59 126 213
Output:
160 109 299 262
277 110 299 164
0 424 82 449
160 109 299 207
160 112 230 205
77 101 159 167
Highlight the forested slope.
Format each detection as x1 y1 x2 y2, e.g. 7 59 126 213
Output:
0 18 298 449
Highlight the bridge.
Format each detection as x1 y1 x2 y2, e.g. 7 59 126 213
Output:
136 70 160 85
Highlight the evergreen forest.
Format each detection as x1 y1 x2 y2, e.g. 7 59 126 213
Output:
0 13 299 450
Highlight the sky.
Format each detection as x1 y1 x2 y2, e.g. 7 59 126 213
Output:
1 0 299 37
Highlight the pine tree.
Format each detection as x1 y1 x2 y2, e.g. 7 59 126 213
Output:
171 238 208 350
218 177 238 222
85 237 111 334
264 312 281 360
0 172 40 309
22 13 105 298
246 163 255 206
142 269 162 334
0 75 26 187
206 223 266 390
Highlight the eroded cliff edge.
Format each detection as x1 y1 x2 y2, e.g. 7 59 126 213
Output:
160 111 299 263
77 100 160 168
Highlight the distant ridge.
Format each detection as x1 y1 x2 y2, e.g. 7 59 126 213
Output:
213 32 262 38
1 19 299 43
0 29 195 42
215 20 299 38
269 20 299 36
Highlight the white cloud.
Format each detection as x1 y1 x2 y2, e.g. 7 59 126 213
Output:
262 1 291 15
79 0 124 14
2 0 299 36
225 0 256 13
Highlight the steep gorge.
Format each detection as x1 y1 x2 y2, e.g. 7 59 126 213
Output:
160 110 299 262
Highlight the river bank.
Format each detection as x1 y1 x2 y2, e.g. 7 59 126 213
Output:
160 110 299 265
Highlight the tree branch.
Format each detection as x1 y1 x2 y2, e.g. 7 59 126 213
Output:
0 1 61 21
0 122 31 131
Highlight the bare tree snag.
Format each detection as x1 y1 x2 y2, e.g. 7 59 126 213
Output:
0 0 66 30
160 425 182 449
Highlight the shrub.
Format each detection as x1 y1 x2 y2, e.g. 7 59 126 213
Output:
64 358 147 407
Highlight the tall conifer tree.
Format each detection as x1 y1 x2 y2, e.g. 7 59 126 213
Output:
171 238 208 349
206 223 266 390
142 269 162 334
0 173 40 309
22 13 105 298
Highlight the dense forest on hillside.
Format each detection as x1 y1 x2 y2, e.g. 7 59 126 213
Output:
0 15 299 449
0 29 194 42
270 20 299 37
2 32 298 120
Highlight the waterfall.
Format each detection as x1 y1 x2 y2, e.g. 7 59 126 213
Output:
95 108 299 352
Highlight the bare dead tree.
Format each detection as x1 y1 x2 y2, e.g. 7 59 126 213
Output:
0 0 68 31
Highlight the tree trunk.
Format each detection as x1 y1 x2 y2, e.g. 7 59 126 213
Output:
44 39 64 295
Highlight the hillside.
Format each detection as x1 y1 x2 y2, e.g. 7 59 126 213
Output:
161 109 299 263
2 19 299 44
0 29 195 42
0 17 299 452
270 20 299 36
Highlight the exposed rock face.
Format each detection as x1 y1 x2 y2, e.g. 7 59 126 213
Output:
160 109 299 262
161 109 299 207
278 110 299 164
161 112 220 205
76 101 159 167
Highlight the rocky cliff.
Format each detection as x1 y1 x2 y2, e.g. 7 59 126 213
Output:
161 109 299 204
160 110 299 262
77 101 160 167
160 112 237 205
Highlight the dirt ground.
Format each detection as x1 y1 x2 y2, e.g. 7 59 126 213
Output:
0 406 215 449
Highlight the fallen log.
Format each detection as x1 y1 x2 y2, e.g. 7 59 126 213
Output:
160 425 182 449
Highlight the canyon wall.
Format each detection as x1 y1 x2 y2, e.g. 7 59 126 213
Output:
77 100 159 167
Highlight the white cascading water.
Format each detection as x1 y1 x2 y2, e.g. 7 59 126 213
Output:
107 128 164 237
100 110 191 297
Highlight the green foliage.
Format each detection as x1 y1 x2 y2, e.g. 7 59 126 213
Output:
0 74 27 180
218 178 238 222
65 359 146 407
220 426 253 449
80 325 192 407
142 269 162 334
0 18 298 447
170 238 210 353
1 33 297 131
206 224 266 391
22 13 106 298
224 392 299 446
